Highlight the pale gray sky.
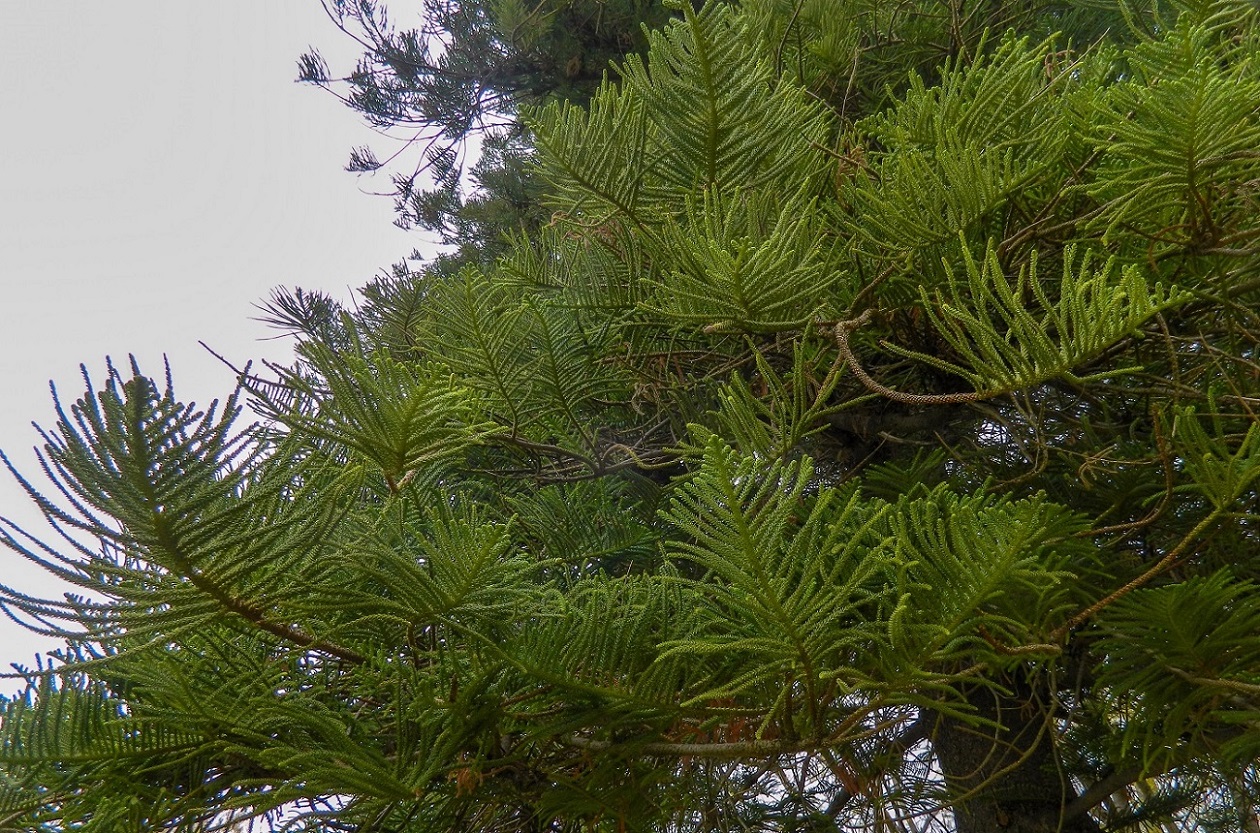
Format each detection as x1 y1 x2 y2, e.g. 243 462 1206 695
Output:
0 2 433 687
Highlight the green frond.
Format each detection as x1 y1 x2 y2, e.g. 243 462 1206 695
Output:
0 673 245 833
644 187 838 332
1181 0 1260 32
424 266 535 425
504 572 696 714
0 362 375 667
262 341 495 485
499 224 651 312
257 285 352 350
509 479 661 576
688 336 841 461
859 449 949 502
879 487 1084 674
660 439 895 709
1 677 202 768
424 267 632 456
845 35 1070 255
623 1 829 198
530 77 651 226
881 242 1188 397
1170 407 1260 510
657 442 1085 725
847 140 1030 253
521 300 633 441
740 0 867 91
232 696 417 802
1088 23 1260 249
315 501 537 636
356 271 435 356
865 35 1065 155
532 1 829 227
1096 570 1260 768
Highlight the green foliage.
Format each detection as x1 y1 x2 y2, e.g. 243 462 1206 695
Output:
845 35 1074 257
6 1 1260 831
647 188 837 331
532 1 829 227
696 336 842 461
1172 407 1260 510
1088 22 1260 250
262 340 497 487
1097 571 1260 767
660 439 895 708
301 0 678 254
881 241 1188 397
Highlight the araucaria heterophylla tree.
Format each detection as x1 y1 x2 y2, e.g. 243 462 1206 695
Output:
3 1 1260 831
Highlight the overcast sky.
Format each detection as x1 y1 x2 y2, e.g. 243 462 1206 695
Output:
0 2 434 689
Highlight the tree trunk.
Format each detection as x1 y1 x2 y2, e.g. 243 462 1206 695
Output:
932 681 1100 833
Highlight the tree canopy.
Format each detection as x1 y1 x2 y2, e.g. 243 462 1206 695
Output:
4 1 1260 831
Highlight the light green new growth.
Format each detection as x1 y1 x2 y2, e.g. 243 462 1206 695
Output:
881 241 1190 397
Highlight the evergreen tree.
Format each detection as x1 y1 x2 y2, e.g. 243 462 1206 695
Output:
299 0 678 264
4 1 1260 831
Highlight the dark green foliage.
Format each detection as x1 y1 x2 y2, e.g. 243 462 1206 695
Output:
5 1 1260 831
302 0 679 262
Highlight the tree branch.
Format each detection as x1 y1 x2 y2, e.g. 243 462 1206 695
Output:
835 313 981 406
563 734 817 759
1062 767 1144 822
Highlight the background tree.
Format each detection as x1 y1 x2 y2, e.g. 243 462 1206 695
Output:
299 0 678 266
4 1 1260 832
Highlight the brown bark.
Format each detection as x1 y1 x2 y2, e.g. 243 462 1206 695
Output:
932 682 1101 833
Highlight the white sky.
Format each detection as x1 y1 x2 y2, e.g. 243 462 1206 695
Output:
0 2 435 689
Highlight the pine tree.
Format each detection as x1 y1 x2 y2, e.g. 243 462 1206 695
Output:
4 1 1260 831
299 0 678 265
